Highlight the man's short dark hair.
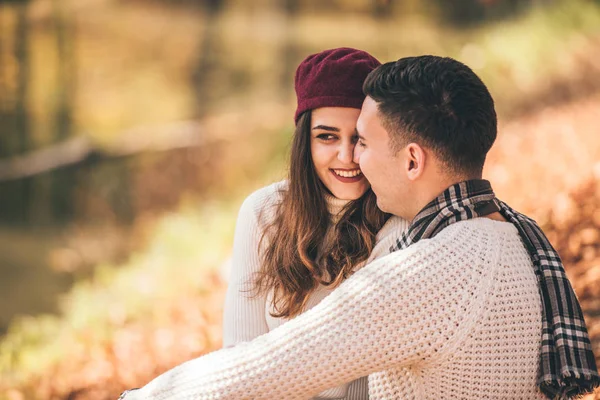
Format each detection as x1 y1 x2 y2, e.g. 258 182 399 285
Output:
363 56 497 177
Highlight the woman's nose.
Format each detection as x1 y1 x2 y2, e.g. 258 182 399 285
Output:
337 143 354 164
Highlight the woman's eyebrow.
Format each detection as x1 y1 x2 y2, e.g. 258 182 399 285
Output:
312 125 340 132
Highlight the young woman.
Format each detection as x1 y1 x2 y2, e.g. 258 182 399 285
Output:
221 48 409 399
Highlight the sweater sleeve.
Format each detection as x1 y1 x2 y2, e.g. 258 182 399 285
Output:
124 226 498 400
221 191 270 348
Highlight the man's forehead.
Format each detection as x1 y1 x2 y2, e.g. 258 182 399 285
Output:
357 97 381 136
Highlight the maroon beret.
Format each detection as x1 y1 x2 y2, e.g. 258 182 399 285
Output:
294 47 381 124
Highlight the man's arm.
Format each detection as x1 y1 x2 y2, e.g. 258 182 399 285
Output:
125 229 494 400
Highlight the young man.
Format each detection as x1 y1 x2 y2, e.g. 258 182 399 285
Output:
120 56 599 400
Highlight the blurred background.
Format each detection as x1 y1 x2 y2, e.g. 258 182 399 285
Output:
0 0 599 398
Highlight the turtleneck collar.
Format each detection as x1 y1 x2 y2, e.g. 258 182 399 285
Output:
323 192 351 222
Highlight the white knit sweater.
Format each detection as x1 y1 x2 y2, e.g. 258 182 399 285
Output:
222 181 409 399
126 213 546 399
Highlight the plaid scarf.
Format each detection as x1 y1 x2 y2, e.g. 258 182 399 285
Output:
390 179 599 399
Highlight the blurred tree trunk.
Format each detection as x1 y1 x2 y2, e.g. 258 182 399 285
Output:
280 0 300 99
0 2 37 226
372 0 394 62
9 3 31 225
318 0 336 11
437 0 531 26
0 10 8 158
50 0 77 223
372 0 393 19
0 9 13 224
191 0 225 119
481 0 526 21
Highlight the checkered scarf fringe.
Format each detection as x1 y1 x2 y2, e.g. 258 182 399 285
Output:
389 180 599 399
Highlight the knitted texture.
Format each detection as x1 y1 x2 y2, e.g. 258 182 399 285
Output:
294 48 381 123
388 179 599 397
222 181 408 399
126 218 546 400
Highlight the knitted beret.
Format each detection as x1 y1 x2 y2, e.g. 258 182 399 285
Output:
294 47 381 124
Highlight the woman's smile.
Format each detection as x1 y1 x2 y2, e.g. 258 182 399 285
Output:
330 168 364 183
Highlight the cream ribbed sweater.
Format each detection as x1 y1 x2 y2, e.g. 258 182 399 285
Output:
126 215 546 400
223 181 409 399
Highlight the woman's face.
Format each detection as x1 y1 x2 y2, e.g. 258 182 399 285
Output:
310 107 369 200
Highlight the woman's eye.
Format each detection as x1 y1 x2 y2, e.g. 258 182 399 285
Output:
358 140 366 148
317 134 336 141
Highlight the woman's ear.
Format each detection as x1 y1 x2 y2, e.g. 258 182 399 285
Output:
405 143 426 181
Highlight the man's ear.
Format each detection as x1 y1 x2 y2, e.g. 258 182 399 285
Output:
404 143 426 181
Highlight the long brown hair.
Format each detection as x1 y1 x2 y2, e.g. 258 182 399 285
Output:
253 110 389 319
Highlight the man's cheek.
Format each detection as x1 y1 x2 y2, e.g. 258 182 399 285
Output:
360 159 372 180
358 157 367 174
